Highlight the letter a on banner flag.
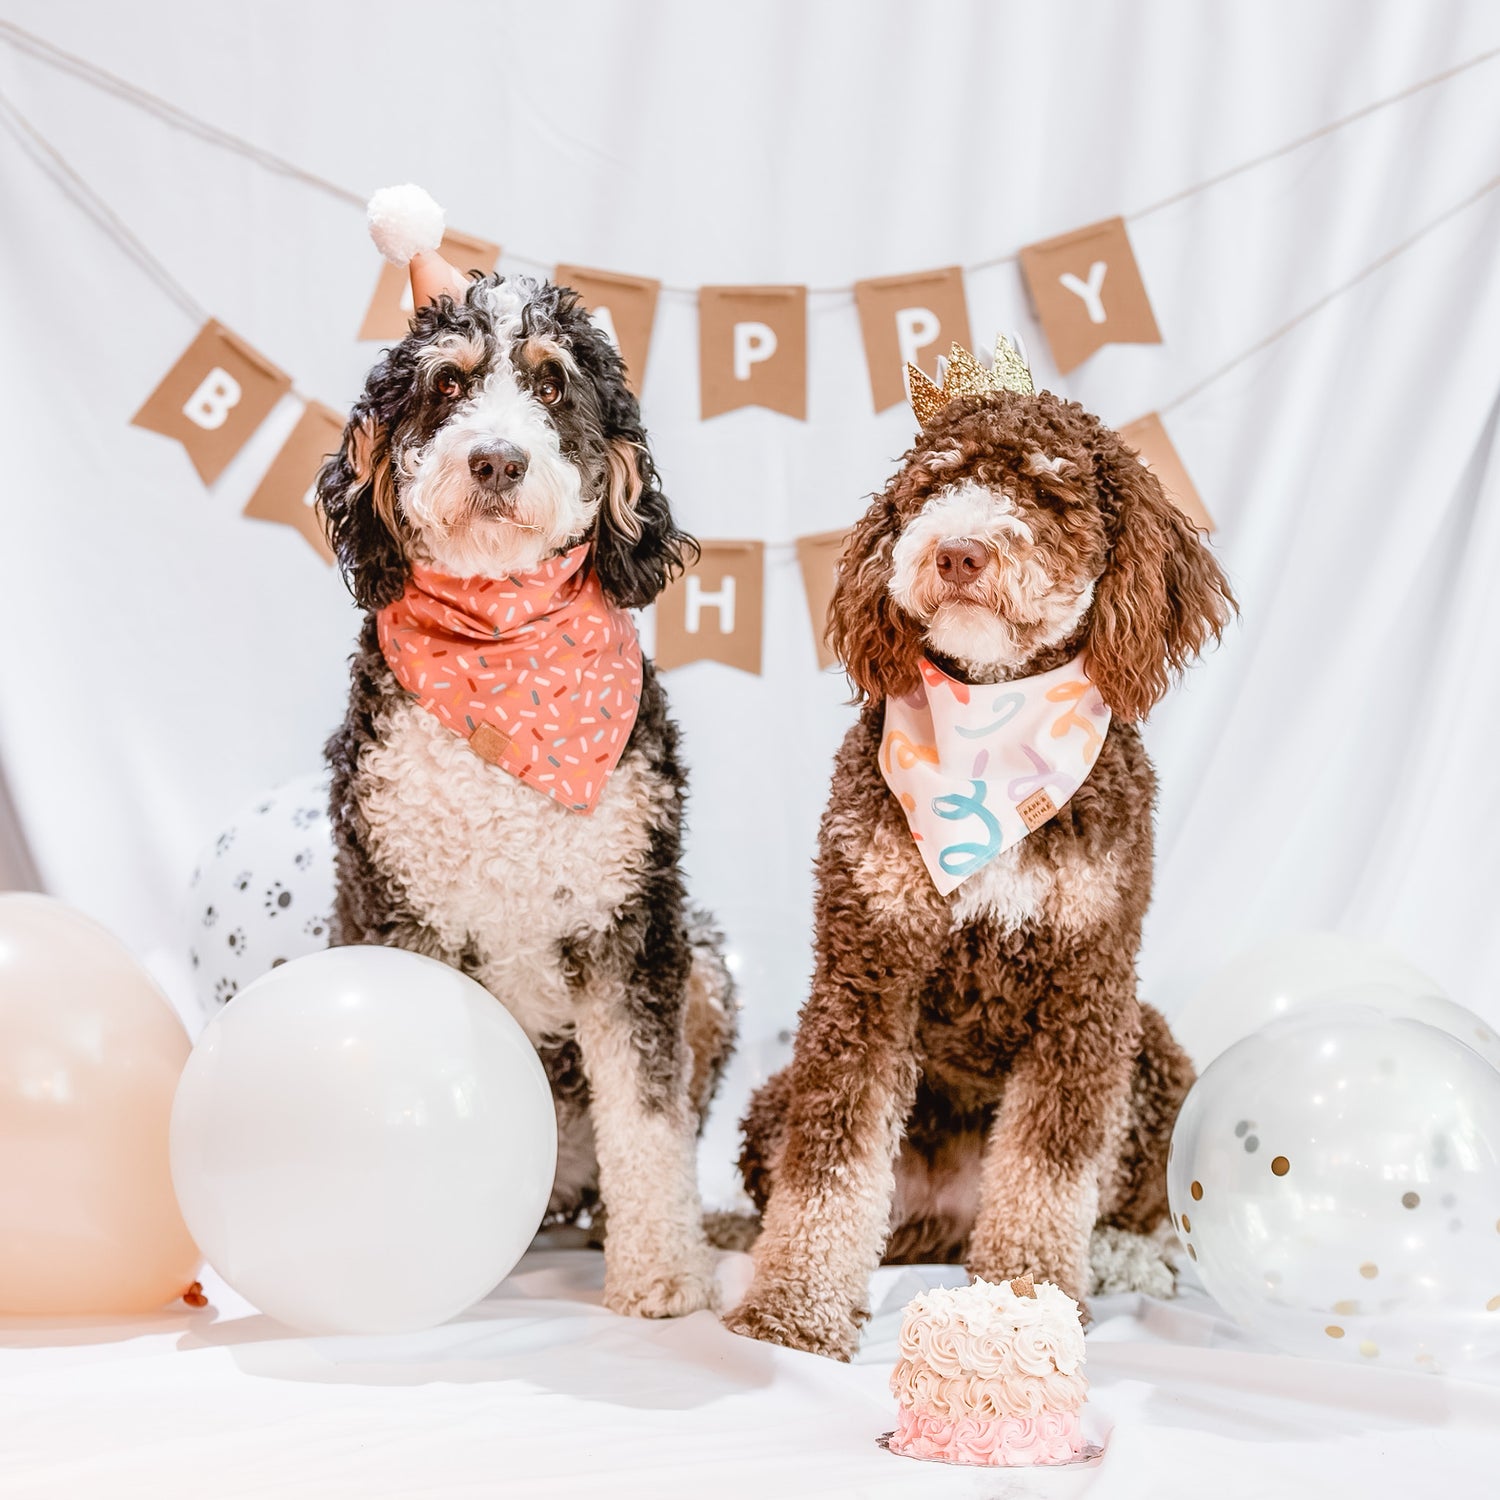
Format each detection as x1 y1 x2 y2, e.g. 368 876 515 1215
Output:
131 320 292 484
1019 217 1161 374
854 268 971 413
554 265 661 394
1118 413 1215 532
242 401 344 563
359 229 500 341
795 528 851 669
698 286 808 419
655 540 765 674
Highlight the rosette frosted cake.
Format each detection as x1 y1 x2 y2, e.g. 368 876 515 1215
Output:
886 1274 1089 1467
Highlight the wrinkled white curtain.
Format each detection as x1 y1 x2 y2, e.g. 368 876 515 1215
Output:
2 0 1498 1197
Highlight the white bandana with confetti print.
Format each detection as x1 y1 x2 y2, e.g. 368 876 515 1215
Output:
879 654 1111 895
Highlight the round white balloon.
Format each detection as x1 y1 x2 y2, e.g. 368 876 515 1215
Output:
1169 1005 1500 1374
170 945 558 1335
185 772 336 1016
1172 932 1443 1071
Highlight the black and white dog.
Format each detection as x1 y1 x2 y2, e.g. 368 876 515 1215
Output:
317 214 735 1318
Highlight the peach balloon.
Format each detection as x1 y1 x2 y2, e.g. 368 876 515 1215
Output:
0 894 200 1314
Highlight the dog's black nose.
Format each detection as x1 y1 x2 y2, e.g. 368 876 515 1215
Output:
935 538 988 582
469 441 529 493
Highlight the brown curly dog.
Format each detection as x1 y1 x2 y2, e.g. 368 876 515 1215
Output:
723 378 1234 1359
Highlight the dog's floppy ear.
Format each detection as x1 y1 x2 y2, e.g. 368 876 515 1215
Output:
1084 431 1236 721
827 497 924 705
317 404 409 611
591 431 697 609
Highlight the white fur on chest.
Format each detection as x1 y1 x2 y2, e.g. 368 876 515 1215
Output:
357 697 671 1043
948 839 1119 935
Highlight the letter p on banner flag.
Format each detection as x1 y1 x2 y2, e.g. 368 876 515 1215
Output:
854 267 971 413
655 540 765 674
131 320 292 484
698 286 807 419
1018 216 1161 374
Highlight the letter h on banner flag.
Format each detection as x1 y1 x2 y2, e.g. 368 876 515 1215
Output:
655 541 765 674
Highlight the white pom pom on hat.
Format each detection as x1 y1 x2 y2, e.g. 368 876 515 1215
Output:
366 184 471 312
367 184 445 265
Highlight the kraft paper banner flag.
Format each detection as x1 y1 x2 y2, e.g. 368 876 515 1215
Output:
854 267 971 413
655 540 765 675
698 286 808 419
359 228 501 341
1118 412 1215 532
242 401 344 562
131 320 293 485
555 265 661 393
795 528 850 669
1018 217 1161 375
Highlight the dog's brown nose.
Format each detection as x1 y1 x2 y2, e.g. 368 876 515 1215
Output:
934 538 988 583
469 440 529 493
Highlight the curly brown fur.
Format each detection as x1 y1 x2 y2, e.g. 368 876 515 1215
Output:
725 389 1231 1359
320 273 733 1320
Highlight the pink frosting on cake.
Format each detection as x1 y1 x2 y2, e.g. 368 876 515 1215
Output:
886 1276 1088 1468
888 1406 1084 1466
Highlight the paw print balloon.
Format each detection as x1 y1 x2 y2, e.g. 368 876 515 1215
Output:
1169 1002 1500 1375
185 772 335 1017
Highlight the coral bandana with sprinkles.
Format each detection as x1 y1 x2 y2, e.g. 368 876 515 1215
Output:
378 543 642 813
880 654 1111 895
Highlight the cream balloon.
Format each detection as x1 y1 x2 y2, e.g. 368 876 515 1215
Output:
170 945 558 1335
0 894 201 1314
1172 932 1443 1071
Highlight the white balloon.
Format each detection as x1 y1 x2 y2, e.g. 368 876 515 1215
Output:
185 772 336 1016
1172 932 1442 1070
1169 1005 1500 1375
170 945 557 1334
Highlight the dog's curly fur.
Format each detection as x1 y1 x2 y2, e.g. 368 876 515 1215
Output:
724 387 1233 1359
318 273 736 1319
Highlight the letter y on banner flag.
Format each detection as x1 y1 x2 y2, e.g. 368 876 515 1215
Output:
655 540 765 674
1019 217 1160 374
131 320 292 484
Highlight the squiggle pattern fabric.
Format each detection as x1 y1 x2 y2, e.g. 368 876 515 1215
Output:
879 654 1111 895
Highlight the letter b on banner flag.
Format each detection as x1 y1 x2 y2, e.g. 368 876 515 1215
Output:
655 540 765 674
132 321 292 483
854 267 971 413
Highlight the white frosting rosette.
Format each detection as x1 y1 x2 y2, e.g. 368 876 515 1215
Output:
890 1277 1088 1422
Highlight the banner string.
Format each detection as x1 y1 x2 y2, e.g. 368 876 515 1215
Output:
1 18 1496 297
1 45 1496 428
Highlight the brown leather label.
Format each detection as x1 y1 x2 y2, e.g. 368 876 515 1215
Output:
468 723 512 765
1017 789 1059 831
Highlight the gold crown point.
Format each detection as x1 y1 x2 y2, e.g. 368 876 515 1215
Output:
906 335 1036 428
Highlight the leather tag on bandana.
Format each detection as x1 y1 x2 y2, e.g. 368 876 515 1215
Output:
468 724 512 767
1017 789 1060 832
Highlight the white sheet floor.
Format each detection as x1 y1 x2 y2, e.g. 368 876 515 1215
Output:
2 1241 1495 1498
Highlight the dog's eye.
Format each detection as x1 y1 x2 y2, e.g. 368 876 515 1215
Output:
436 371 463 399
536 375 564 407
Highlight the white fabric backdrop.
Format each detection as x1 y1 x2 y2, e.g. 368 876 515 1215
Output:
2 0 1500 1208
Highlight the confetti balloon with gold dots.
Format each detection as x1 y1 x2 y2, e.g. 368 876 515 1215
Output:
1168 1004 1500 1375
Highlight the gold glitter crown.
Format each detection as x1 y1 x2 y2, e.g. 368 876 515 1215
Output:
907 335 1036 428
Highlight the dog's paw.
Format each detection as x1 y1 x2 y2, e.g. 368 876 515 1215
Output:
605 1258 719 1320
721 1296 858 1362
